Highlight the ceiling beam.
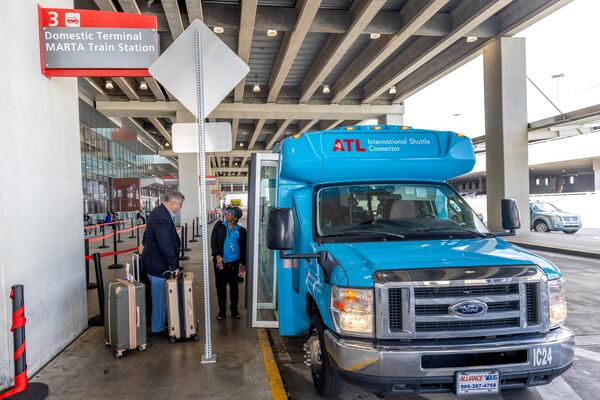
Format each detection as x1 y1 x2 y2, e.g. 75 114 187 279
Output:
96 100 404 120
160 0 185 40
248 119 266 149
144 77 166 101
117 0 139 13
149 117 172 143
321 119 345 131
331 0 449 103
217 176 248 183
234 1 258 102
216 155 221 168
231 118 240 147
94 0 117 12
160 149 269 157
299 0 386 103
113 77 139 100
266 119 293 150
362 0 513 103
391 0 570 104
267 0 322 103
299 119 320 133
184 0 204 24
84 77 106 95
202 4 498 37
214 167 248 173
128 118 164 150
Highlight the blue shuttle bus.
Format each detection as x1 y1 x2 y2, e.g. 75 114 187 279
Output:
245 125 573 397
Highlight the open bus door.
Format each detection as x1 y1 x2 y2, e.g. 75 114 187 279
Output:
246 153 279 328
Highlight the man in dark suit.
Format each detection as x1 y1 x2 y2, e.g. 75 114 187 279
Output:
141 191 184 335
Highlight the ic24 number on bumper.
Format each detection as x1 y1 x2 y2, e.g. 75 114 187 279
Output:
532 347 552 367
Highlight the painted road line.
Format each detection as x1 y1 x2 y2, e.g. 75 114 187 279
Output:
258 328 287 400
535 376 583 400
575 346 600 363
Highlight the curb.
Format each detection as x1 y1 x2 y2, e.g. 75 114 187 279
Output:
508 241 600 260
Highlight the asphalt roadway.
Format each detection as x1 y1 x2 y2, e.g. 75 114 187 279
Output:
272 250 600 400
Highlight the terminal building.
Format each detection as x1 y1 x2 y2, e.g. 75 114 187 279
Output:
1 0 598 399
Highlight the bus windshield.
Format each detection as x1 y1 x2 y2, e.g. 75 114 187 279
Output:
316 183 489 241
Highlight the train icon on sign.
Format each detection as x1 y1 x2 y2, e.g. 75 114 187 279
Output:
65 13 80 27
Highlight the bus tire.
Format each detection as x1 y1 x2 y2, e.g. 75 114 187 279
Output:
308 314 343 399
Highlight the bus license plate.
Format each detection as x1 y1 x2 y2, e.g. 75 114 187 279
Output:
456 371 499 395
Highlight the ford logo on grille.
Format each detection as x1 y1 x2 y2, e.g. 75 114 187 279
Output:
449 300 488 317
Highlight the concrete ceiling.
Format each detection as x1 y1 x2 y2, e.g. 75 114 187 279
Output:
75 0 572 179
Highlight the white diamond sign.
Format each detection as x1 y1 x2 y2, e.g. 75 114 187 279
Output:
149 20 249 117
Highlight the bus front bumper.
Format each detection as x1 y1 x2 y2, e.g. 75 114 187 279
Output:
324 327 574 393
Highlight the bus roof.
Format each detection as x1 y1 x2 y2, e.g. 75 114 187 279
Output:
278 125 475 184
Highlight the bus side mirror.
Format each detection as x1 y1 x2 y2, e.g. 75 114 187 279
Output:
267 208 294 250
501 199 521 232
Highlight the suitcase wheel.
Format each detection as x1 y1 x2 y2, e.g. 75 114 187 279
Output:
139 344 147 352
192 334 200 342
105 341 111 347
169 336 176 344
115 349 125 358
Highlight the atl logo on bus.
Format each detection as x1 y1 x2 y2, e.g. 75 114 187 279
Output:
332 138 366 152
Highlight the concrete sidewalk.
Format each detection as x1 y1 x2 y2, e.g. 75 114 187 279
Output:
28 220 277 399
507 228 600 259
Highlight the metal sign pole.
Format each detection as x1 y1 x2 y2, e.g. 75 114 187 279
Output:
196 29 216 364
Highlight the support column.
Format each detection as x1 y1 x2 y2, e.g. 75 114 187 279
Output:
593 159 600 192
377 113 403 126
176 111 200 225
484 37 530 233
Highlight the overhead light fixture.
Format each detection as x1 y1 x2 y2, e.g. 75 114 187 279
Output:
389 85 397 95
370 33 381 40
105 80 114 90
213 26 224 34
164 142 170 147
253 79 261 93
235 162 239 166
466 36 478 43
139 81 148 90
322 84 330 94
267 29 278 37
240 142 244 147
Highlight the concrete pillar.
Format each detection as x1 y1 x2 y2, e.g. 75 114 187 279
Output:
377 113 404 126
0 0 87 389
176 112 200 226
483 37 530 233
593 159 600 192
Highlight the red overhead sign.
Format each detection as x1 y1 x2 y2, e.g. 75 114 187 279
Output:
38 6 159 77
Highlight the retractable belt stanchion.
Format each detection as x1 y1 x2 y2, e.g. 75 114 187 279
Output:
108 231 124 269
129 218 136 239
0 285 28 400
116 221 124 243
98 225 109 249
184 223 192 252
136 225 141 249
178 226 189 261
88 253 105 326
189 219 198 243
85 239 97 290
194 216 201 238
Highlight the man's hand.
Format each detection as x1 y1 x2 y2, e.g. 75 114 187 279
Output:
216 255 224 270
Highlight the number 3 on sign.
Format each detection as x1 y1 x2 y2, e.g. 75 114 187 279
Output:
48 11 59 26
533 347 553 366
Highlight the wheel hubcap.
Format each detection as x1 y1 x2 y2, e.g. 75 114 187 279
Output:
536 223 547 232
305 330 323 378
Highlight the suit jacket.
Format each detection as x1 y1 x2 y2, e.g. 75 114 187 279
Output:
141 204 180 277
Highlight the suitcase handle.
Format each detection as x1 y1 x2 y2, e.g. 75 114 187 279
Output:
136 306 140 328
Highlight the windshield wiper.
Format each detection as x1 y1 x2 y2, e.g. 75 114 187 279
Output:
408 227 489 238
326 229 405 239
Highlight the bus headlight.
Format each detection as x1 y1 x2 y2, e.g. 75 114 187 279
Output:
330 286 373 337
548 278 567 328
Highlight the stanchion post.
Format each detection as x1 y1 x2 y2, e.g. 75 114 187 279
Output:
185 223 192 252
85 239 97 290
108 231 124 269
189 219 198 243
6 285 28 397
98 225 109 249
195 216 201 238
136 226 141 249
129 218 136 239
117 221 124 243
178 226 189 261
88 253 105 326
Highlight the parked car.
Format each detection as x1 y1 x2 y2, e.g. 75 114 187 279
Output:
529 201 581 234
